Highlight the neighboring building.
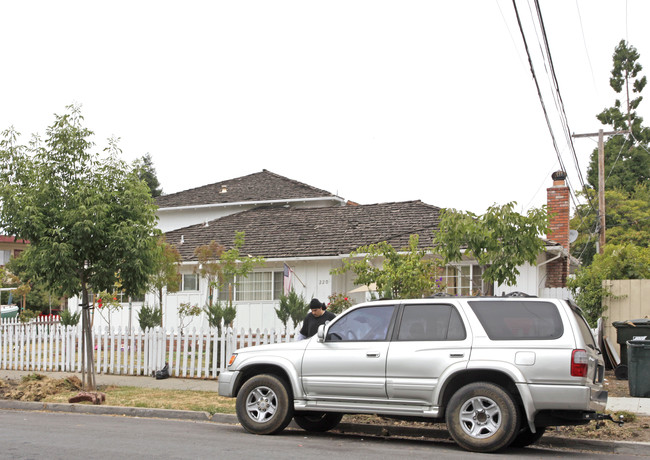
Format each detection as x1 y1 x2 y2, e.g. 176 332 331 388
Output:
0 236 28 267
82 169 578 332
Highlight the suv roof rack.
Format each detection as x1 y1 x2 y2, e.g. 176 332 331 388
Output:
502 291 537 298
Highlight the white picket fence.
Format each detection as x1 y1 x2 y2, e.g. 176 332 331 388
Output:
0 317 296 378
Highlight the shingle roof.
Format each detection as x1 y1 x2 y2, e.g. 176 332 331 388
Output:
156 170 337 208
165 200 442 261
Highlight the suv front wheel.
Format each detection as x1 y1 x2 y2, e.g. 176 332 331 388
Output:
446 382 520 453
236 374 294 435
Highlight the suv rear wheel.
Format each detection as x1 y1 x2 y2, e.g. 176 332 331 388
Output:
294 412 343 432
236 374 294 435
446 382 520 452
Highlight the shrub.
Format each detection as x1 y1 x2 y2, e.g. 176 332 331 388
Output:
327 293 353 314
59 309 81 327
138 304 162 330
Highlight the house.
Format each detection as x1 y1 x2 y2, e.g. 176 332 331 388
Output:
107 169 576 332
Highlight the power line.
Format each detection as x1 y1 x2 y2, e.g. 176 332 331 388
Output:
574 0 598 94
511 0 589 215
533 1 592 200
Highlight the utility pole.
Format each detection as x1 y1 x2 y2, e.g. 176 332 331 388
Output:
572 129 630 254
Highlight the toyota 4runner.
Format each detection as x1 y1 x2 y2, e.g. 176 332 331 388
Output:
218 296 608 452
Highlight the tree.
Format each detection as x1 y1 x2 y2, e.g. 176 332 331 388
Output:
571 185 650 266
148 237 182 326
333 234 443 299
195 240 226 308
178 302 201 336
133 153 163 198
196 232 264 330
433 203 549 288
572 41 650 266
0 105 160 390
587 40 649 194
567 244 650 327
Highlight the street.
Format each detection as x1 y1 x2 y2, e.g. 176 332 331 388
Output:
0 410 643 459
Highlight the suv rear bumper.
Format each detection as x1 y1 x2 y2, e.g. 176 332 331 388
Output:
528 384 607 412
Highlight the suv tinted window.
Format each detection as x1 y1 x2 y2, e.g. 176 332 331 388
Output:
398 304 466 341
571 308 597 349
326 305 396 342
468 300 563 340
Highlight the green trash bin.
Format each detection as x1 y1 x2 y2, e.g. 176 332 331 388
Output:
627 339 650 398
612 319 650 367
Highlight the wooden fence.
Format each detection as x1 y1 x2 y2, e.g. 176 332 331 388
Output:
602 279 650 358
0 317 296 378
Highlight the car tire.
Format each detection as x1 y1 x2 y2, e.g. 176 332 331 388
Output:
445 382 520 453
293 412 343 432
510 426 546 448
236 374 294 435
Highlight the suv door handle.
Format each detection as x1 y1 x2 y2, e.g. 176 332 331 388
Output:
450 353 465 358
366 351 380 358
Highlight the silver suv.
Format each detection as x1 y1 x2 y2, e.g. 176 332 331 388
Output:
218 296 607 452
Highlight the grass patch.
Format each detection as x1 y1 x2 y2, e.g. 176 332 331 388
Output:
39 383 237 413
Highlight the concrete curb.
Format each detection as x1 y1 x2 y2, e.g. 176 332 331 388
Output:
1 399 648 455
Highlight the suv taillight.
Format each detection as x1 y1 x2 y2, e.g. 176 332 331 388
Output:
571 349 588 377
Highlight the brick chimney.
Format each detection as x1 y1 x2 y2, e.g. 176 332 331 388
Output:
546 171 569 287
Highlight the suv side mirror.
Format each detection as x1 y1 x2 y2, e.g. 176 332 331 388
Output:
317 324 326 342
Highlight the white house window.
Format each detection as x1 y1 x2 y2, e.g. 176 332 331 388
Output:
182 273 199 291
218 271 284 302
0 250 10 266
441 265 492 296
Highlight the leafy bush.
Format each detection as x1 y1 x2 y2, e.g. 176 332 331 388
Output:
138 304 162 330
59 309 81 327
327 293 353 314
19 308 39 323
568 244 650 326
204 301 237 333
276 290 308 331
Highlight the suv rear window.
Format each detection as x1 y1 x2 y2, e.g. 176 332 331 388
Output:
468 300 563 340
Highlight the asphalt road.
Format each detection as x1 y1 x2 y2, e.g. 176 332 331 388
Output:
0 410 645 460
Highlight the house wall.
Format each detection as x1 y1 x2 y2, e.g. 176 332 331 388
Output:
74 259 343 332
69 253 563 331
494 262 544 296
157 206 256 233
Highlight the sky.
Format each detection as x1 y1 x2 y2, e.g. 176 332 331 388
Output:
1 1 649 215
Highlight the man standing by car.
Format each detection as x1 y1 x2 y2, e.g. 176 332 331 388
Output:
296 298 336 340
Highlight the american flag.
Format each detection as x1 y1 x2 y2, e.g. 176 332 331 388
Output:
283 263 293 295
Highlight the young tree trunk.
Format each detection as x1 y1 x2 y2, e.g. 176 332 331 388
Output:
81 285 96 391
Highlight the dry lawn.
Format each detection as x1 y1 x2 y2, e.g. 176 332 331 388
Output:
0 374 235 415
